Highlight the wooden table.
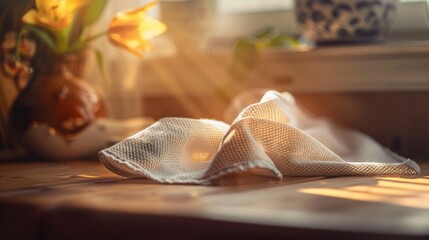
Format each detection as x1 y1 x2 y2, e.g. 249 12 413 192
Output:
1 160 428 240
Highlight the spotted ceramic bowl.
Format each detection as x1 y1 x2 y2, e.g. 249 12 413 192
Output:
295 0 398 42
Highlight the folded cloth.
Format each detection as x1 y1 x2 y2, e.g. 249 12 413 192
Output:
99 90 420 184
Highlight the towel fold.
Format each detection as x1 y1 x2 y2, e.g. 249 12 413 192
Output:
99 90 420 184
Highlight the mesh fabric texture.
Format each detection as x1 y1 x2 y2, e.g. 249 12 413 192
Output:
99 90 420 184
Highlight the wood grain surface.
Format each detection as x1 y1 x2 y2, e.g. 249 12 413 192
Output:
0 160 428 240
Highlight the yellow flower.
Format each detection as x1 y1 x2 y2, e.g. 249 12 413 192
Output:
23 0 88 30
108 1 167 57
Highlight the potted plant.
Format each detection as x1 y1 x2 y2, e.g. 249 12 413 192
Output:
3 0 166 159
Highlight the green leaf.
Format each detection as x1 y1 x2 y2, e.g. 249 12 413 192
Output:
83 0 108 27
94 48 111 84
269 35 299 48
25 24 57 52
253 27 275 39
66 42 85 54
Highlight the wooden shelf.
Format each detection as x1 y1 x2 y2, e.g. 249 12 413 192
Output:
251 41 429 93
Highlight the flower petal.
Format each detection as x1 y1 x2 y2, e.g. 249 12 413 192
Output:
118 0 159 17
138 15 166 40
109 33 145 57
108 0 166 57
35 0 52 16
22 9 39 25
27 0 88 30
37 15 72 30
63 0 90 14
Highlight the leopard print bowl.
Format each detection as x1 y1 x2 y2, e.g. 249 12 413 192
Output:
295 0 398 43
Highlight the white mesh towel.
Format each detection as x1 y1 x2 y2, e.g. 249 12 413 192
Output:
99 90 420 184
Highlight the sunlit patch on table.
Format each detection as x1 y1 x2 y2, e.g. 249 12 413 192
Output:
300 176 429 209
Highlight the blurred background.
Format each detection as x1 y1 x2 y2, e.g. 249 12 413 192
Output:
1 0 429 160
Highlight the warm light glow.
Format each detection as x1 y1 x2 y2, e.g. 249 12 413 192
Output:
299 177 429 210
377 177 429 185
145 59 208 118
223 129 236 144
377 180 429 191
191 152 211 162
300 188 386 202
108 0 167 57
23 0 88 30
345 185 414 197
76 174 99 179
200 119 229 132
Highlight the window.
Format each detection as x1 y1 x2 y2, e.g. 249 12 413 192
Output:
217 0 293 14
